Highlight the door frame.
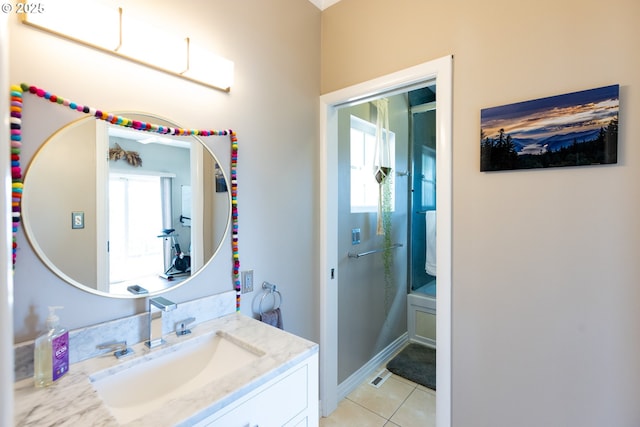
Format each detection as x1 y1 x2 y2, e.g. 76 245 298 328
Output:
319 55 453 426
0 12 14 426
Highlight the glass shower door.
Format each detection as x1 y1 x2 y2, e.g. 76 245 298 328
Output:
336 94 409 387
410 106 437 296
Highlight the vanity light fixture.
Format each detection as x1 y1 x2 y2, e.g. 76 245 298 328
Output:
19 0 234 92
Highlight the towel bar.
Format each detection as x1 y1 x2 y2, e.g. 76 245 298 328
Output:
348 243 403 259
259 282 282 315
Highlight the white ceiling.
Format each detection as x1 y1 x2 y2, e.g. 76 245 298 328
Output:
307 0 342 10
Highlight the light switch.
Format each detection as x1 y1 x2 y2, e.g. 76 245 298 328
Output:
72 211 84 229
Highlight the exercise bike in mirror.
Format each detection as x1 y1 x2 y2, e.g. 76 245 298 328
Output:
21 113 232 298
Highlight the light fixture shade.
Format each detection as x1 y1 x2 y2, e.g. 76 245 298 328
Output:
183 42 235 91
118 12 187 74
22 0 234 91
23 0 119 50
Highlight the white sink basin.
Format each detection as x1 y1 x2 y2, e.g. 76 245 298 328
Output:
90 331 265 424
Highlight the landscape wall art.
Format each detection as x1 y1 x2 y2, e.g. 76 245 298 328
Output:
480 84 619 171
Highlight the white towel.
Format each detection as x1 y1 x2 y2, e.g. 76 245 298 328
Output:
425 210 437 276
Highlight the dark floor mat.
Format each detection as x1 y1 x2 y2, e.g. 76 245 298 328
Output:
386 343 436 390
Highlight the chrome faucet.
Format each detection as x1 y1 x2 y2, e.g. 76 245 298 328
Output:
146 296 177 348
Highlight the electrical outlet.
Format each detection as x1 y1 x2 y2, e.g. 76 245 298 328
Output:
241 270 254 293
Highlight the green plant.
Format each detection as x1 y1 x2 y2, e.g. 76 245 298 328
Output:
381 172 394 314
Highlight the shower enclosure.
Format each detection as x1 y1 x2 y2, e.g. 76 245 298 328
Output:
407 87 437 348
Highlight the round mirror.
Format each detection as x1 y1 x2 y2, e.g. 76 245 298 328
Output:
21 113 231 298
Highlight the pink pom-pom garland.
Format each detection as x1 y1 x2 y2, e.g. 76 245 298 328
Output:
9 85 23 269
10 83 241 309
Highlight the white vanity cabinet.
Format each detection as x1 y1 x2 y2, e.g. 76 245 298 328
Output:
14 313 319 427
194 352 318 427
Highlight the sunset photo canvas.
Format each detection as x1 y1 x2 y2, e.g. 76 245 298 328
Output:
480 85 619 171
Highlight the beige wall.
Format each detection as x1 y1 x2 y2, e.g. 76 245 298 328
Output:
323 1 640 426
23 119 97 287
11 0 321 343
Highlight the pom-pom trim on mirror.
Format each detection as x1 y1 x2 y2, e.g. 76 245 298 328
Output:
9 83 242 311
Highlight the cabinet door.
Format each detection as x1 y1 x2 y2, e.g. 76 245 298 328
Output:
205 363 309 427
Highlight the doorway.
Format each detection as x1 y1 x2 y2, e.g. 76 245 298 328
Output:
319 55 453 426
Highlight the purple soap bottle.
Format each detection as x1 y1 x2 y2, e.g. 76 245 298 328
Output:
34 306 69 387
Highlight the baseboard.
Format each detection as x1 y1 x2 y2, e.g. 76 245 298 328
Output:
409 336 436 349
336 332 408 401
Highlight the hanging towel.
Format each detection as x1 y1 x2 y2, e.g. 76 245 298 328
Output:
260 308 283 329
425 210 437 276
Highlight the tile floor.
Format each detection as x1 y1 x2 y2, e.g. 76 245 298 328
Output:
319 355 435 427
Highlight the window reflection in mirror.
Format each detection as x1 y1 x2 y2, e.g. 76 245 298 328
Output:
105 126 192 294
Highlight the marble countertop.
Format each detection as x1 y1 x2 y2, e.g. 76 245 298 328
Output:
14 313 318 426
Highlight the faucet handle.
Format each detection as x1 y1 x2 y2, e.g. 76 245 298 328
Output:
175 317 196 336
97 341 134 359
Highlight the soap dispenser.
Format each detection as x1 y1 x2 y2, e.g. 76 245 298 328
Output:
34 306 69 387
